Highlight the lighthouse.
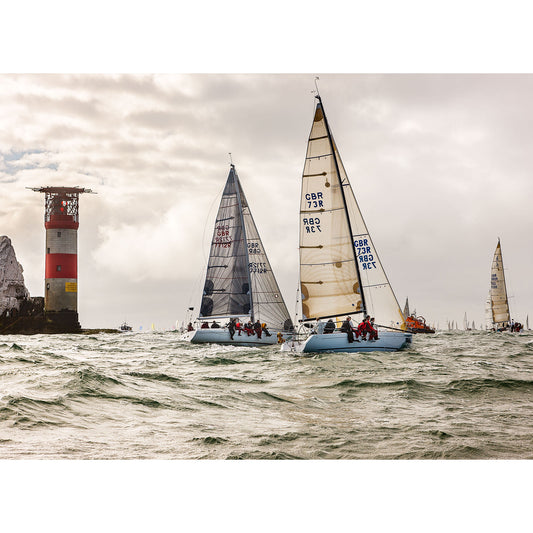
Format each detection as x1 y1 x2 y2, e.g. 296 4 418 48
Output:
30 186 95 332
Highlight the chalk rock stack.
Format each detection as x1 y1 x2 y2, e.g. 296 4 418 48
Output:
0 235 30 316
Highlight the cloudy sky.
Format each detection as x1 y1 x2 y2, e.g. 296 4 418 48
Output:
1 73 532 330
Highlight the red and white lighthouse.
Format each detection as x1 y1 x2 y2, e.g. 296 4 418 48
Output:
30 186 94 332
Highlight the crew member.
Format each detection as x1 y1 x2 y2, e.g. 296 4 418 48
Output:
261 323 272 337
368 317 379 340
340 316 354 343
324 319 335 334
228 318 236 340
357 316 371 340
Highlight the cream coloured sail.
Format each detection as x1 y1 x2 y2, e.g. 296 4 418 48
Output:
299 104 363 320
299 98 406 330
488 239 510 329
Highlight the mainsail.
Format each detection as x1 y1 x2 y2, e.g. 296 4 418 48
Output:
200 165 292 332
299 97 405 330
488 239 510 329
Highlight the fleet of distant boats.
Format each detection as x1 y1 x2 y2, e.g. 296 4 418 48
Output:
117 89 529 350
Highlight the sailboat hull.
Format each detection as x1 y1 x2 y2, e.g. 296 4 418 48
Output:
281 330 412 354
186 328 284 347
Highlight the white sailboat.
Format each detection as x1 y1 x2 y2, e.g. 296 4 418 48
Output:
486 239 511 331
283 91 411 354
186 163 293 346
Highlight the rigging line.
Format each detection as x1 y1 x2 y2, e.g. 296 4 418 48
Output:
188 180 226 310
375 323 407 333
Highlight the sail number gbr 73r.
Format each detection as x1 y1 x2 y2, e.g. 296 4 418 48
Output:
355 238 376 271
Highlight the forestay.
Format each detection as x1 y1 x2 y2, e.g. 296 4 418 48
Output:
200 165 292 332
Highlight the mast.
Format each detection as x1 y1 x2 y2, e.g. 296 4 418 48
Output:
316 94 367 316
232 164 254 320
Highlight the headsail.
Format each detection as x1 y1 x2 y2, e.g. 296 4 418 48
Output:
200 165 292 331
489 239 510 329
299 97 405 330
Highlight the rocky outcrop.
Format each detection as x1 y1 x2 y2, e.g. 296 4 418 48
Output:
0 236 48 334
0 235 30 316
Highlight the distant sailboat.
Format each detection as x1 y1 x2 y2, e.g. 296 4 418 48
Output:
486 239 511 331
403 298 410 318
472 320 476 330
187 163 293 346
283 91 411 353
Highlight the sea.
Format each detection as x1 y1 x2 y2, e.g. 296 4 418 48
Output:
1 329 531 530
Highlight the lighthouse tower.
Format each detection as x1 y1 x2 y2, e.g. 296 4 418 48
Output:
30 186 94 332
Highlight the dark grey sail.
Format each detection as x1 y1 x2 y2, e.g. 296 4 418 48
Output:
200 165 293 332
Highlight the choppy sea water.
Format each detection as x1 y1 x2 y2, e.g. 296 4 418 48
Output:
1 330 532 460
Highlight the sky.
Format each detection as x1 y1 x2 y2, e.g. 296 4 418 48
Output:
1 72 533 330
